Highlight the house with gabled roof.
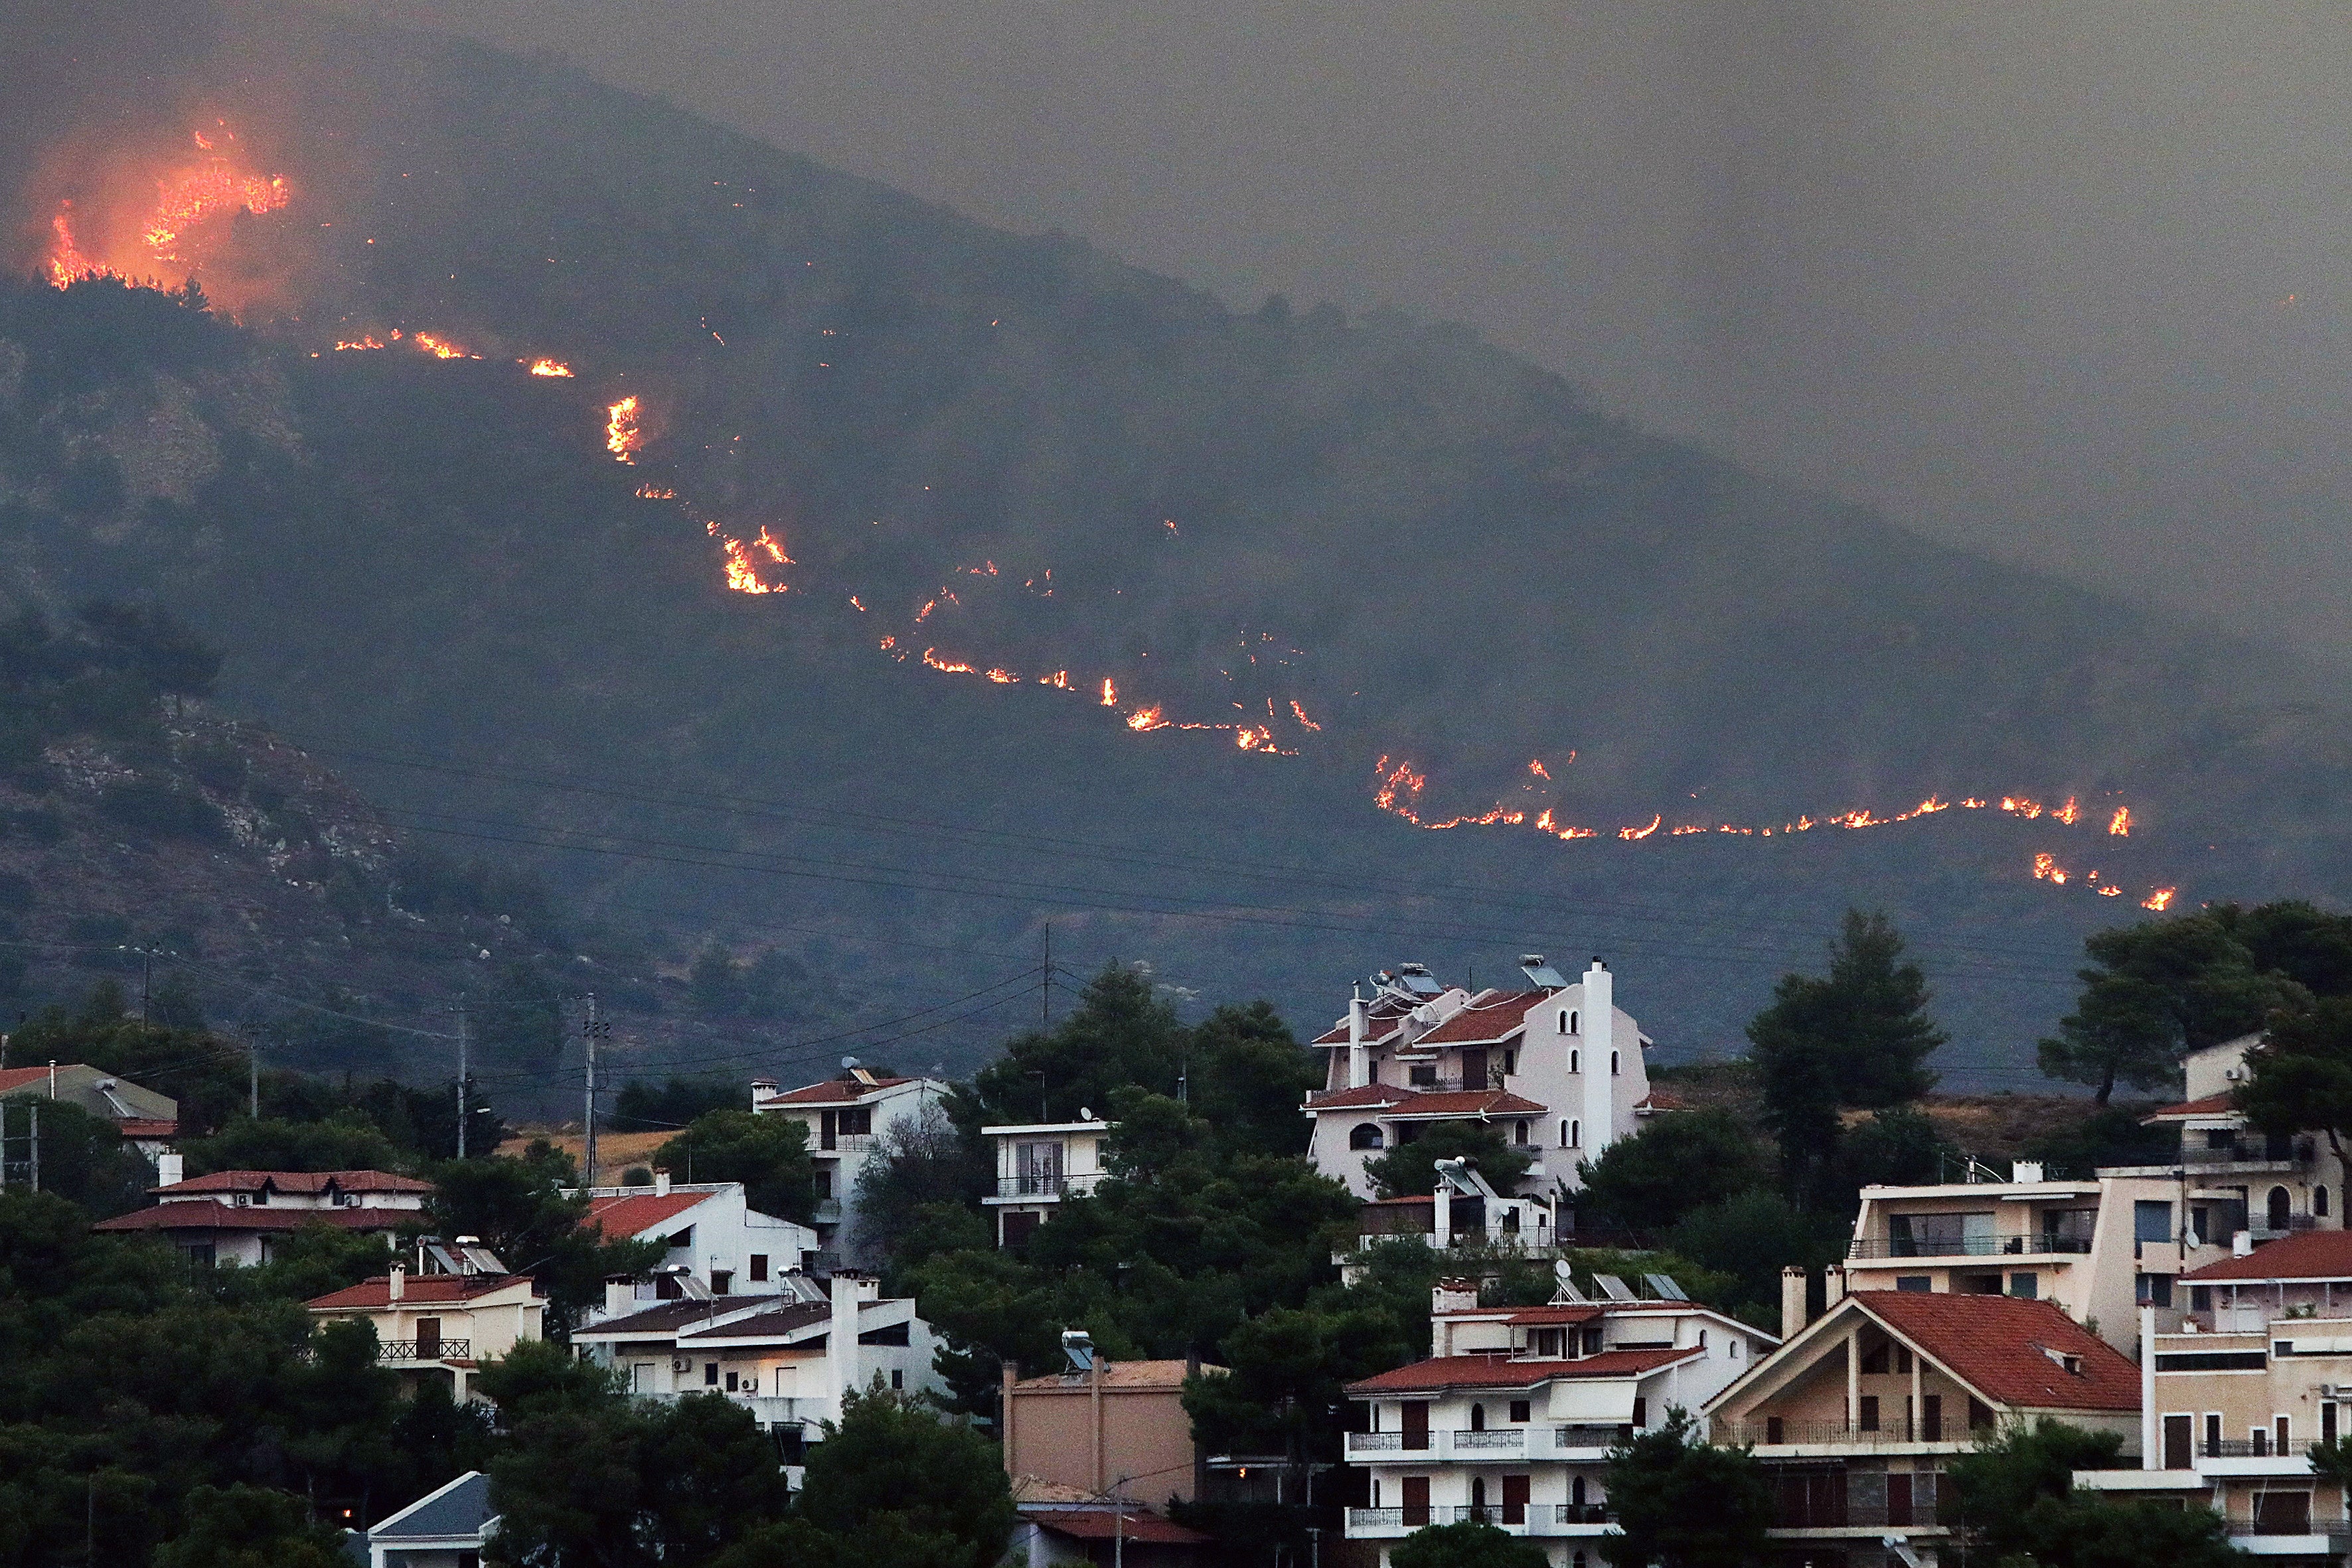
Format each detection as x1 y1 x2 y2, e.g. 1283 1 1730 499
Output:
578 1172 818 1307
749 1068 950 1255
307 1267 544 1403
350 1468 499 1567
1702 1290 2140 1565
1303 957 1656 1209
92 1167 430 1267
0 1063 178 1166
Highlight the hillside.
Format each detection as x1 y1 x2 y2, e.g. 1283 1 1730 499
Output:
1 0 2346 1087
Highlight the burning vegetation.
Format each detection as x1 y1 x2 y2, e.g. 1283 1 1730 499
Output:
42 125 291 297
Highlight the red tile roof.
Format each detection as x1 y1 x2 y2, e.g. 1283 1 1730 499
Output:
1636 1090 1688 1113
1388 1090 1547 1119
755 1075 915 1107
2182 1229 2352 1283
1346 1347 1697 1395
307 1273 537 1310
1032 1511 1212 1545
582 1190 708 1239
117 1119 179 1139
94 1200 410 1235
0 1066 59 1093
2142 1093 2236 1123
1499 1305 1608 1326
1305 1084 1415 1111
1850 1291 2138 1411
163 1170 432 1196
1415 992 1547 1045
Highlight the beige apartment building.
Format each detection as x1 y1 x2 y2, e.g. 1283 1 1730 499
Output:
2076 1231 2352 1557
305 1265 546 1403
1001 1358 1219 1507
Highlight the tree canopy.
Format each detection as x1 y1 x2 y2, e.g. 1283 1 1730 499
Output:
1599 1407 1773 1568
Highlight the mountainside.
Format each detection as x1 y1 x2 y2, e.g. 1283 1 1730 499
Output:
1 0 2347 1088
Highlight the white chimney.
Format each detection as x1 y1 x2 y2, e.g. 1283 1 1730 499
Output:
1582 959 1614 1162
1824 1263 1846 1310
155 1152 183 1188
388 1265 406 1304
653 1168 671 1197
826 1271 876 1413
605 1276 635 1316
750 1077 777 1110
1347 994 1368 1089
2234 1230 2254 1257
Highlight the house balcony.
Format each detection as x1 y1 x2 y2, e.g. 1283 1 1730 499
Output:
1717 1418 1968 1450
2224 1522 2350 1555
1450 1429 1526 1454
380 1340 471 1364
814 1135 876 1156
1552 1423 1634 1454
986 1172 1104 1203
1352 1226 1559 1255
1345 1508 1415 1537
1344 1432 1409 1460
1846 1233 2093 1261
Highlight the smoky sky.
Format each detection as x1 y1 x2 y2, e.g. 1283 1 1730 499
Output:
325 0 2352 668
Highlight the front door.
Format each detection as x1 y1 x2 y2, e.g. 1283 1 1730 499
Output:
1460 1048 1489 1090
1401 1401 1429 1451
1886 1473 1913 1527
2163 1414 2193 1471
1501 1474 1529 1526
414 1316 441 1358
1401 1476 1430 1527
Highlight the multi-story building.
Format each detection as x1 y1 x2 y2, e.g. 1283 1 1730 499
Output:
1002 1354 1219 1506
1703 1289 2140 1567
2129 1031 2345 1245
94 1168 431 1267
1842 1160 2221 1352
982 1116 1112 1247
305 1265 545 1403
750 1069 951 1252
1340 1277 1775 1565
572 1270 943 1480
1304 957 1654 1206
2075 1233 2352 1555
580 1174 818 1306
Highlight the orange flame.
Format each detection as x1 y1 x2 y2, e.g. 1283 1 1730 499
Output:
1619 815 1663 842
1038 670 1071 689
1127 706 1168 732
2053 795 2081 826
2143 888 2176 911
44 127 292 299
720 538 775 594
605 397 641 463
985 668 1019 684
753 526 792 566
2031 852 2069 886
46 206 100 286
527 358 575 377
333 335 386 353
2108 807 2132 837
1101 678 1118 707
1290 700 1322 732
634 485 676 500
411 331 478 360
921 649 975 675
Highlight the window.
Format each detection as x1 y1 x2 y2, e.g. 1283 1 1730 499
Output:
1501 1399 1528 1423
1562 1010 1577 1035
1502 1050 1516 1077
1922 1395 1942 1441
815 1169 832 1199
1895 1276 1932 1293
841 1107 873 1136
1764 1417 1783 1445
1569 1120 1581 1148
1470 1403 1486 1431
705 1363 720 1386
2252 1426 2270 1457
2134 1200 2173 1245
1968 1397 1994 1431
2205 1413 2222 1456
749 1254 769 1282
2320 1186 2333 1219
725 1370 739 1391
1513 1120 1529 1146
1349 1123 1385 1150
1408 1063 1439 1087
1569 1050 1579 1074
2270 1186 2293 1230
2008 1273 2037 1300
2138 1273 2173 1307
1559 1121 1572 1147
2278 1415 2292 1453
1859 1395 1880 1432
712 1270 733 1296
2328 1403 2340 1445
1630 1397 1646 1428
891 1369 904 1390
1610 1051 1620 1075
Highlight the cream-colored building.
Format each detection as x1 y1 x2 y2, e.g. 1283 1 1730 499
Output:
1002 1358 1218 1507
2075 1233 2352 1557
2122 1032 2347 1249
750 1069 951 1253
982 1117 1111 1247
305 1265 545 1403
1703 1290 2140 1567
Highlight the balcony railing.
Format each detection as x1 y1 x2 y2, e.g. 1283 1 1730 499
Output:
1847 1233 2092 1260
1452 1429 1525 1450
1346 1508 1416 1531
1719 1419 1966 1447
1553 1425 1634 1450
817 1134 876 1154
1344 1432 1407 1457
2181 1143 2313 1168
994 1172 1103 1199
1353 1227 1559 1253
380 1340 470 1363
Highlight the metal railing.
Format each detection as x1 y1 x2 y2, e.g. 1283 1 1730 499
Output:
1720 1419 1966 1447
1847 1233 2093 1259
2181 1144 2313 1168
1452 1429 1525 1450
1553 1425 1633 1449
380 1340 469 1363
994 1172 1103 1199
1450 1506 1527 1526
818 1134 876 1154
1352 1227 1559 1253
1346 1508 1416 1530
1344 1432 1406 1455
1553 1504 1616 1525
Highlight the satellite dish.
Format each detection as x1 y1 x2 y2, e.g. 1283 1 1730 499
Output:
841 1056 861 1070
1078 1106 1093 1121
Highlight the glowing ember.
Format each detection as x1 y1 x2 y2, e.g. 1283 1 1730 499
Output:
526 358 575 377
2143 888 2176 911
333 335 386 353
921 649 975 674
1038 670 1071 688
985 668 1019 684
411 332 478 360
1127 706 1168 732
634 485 676 500
2053 795 2081 826
720 538 775 594
753 527 792 566
1528 759 1551 780
2031 852 2069 886
1101 678 1118 707
605 397 642 463
2108 807 2132 837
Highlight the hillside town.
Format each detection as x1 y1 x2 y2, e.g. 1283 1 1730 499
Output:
6 905 2345 1568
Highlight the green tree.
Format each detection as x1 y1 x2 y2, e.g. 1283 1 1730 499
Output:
2040 911 2306 1105
429 1145 661 1335
1666 1192 1849 1331
151 1485 347 1568
183 1115 407 1176
8 1097 153 1217
1186 1001 1321 1159
1748 911 1944 1150
2238 997 2352 1159
786 1389 1016 1568
1181 1301 1410 1460
1575 1108 1772 1233
2218 900 2352 999
1389 1520 1549 1568
653 1108 816 1221
1362 1121 1533 1199
850 1101 989 1268
1943 1419 2122 1556
1600 1407 1772 1568
1836 1105 1959 1191
968 965 1186 1125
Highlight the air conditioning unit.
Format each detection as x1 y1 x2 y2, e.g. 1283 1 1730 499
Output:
672 1356 692 1374
2225 1067 2245 1081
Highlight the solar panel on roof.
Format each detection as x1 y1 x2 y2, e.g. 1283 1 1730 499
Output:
1644 1273 1689 1301
1593 1273 1637 1301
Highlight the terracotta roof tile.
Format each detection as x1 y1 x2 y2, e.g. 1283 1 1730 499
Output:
582 1191 709 1239
306 1273 536 1310
1850 1291 2138 1411
1010 1359 1216 1391
1304 1084 1415 1111
2142 1093 2236 1123
1387 1089 1547 1118
1346 1347 1696 1395
2182 1229 2352 1283
755 1075 915 1107
1415 992 1547 1045
0 1067 53 1093
94 1200 410 1234
1032 1510 1212 1545
116 1119 179 1139
1499 1305 1608 1326
1636 1090 1688 1113
162 1170 432 1196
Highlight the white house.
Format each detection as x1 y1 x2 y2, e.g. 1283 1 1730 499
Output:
578 1175 818 1305
93 1168 431 1268
751 1068 951 1253
1304 957 1655 1206
572 1270 945 1484
1342 1274 1776 1565
982 1116 1112 1247
306 1265 546 1403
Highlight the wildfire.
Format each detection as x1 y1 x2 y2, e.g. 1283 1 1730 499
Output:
1291 700 1322 731
2108 807 2132 837
1101 678 1118 707
921 649 975 674
1529 759 1551 781
720 538 775 594
634 485 676 500
333 335 386 353
605 397 642 463
2053 795 2081 826
2144 888 2177 911
986 668 1019 684
1619 815 1664 842
753 527 791 565
1038 670 1071 689
47 127 291 293
526 358 575 377
2032 852 2069 886
1127 706 1168 732
411 332 478 360
45 207 98 286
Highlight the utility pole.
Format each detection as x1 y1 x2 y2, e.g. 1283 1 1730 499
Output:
139 949 151 1031
29 1101 39 1194
583 992 603 1189
1041 924 1051 1028
248 1037 259 1121
455 998 470 1160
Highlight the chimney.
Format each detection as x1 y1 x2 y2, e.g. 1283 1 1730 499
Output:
155 1152 183 1188
1823 1263 1846 1312
1582 959 1614 1164
388 1265 406 1304
1431 1278 1480 1356
2233 1230 2254 1257
1781 1266 1808 1339
653 1168 671 1197
749 1077 777 1110
605 1275 635 1316
826 1271 874 1413
1347 993 1368 1089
